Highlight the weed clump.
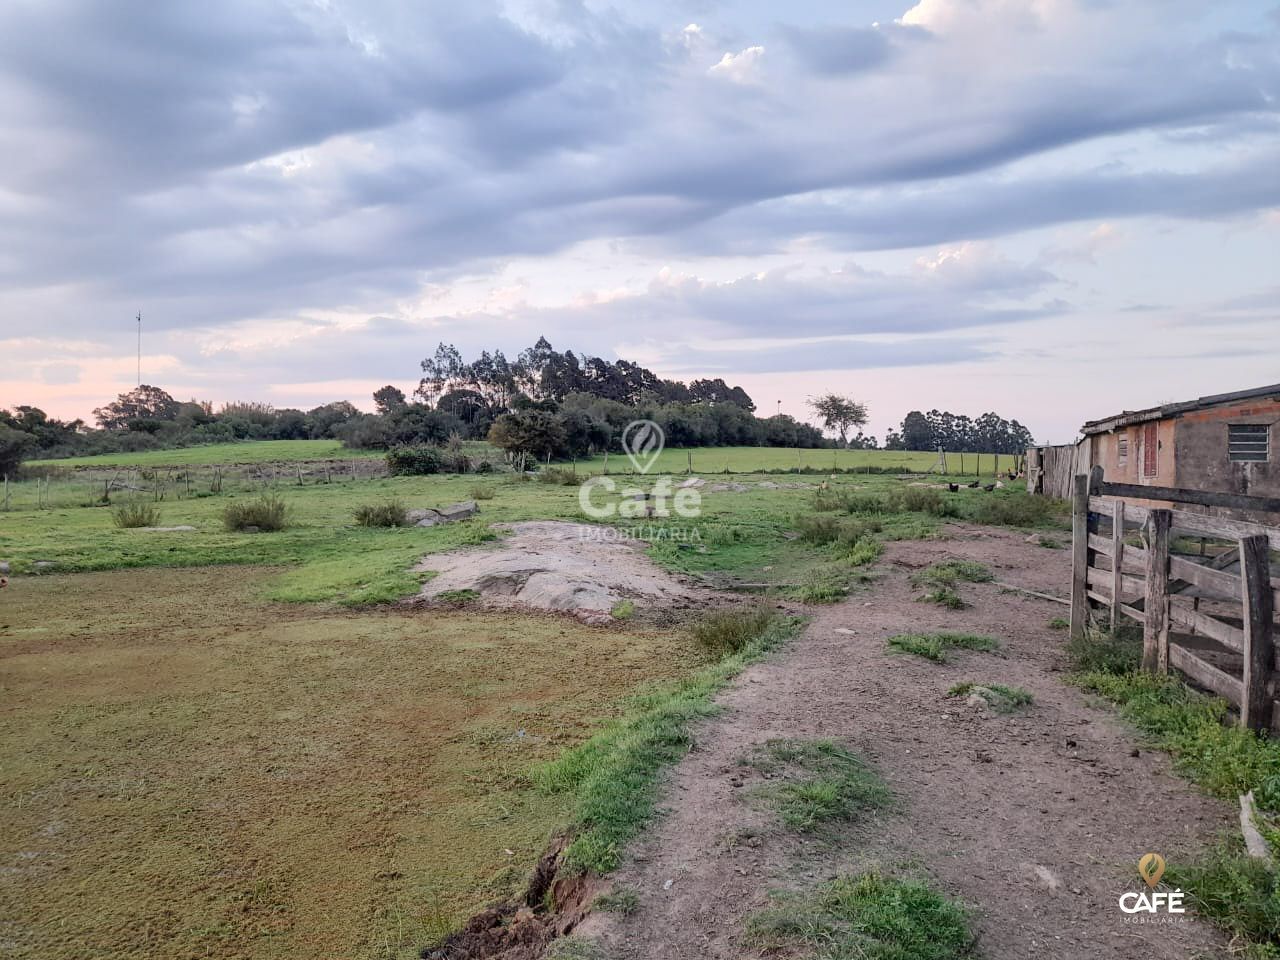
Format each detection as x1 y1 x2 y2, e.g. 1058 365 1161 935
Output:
692 607 776 657
222 494 288 532
112 501 160 528
469 485 496 501
748 739 890 831
352 498 409 527
912 560 993 587
947 682 1033 712
887 632 998 663
746 871 974 960
538 467 579 486
1066 626 1141 675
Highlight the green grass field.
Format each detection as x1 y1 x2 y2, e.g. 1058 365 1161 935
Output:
0 447 1055 959
31 440 1020 475
28 438 384 467
575 445 1013 475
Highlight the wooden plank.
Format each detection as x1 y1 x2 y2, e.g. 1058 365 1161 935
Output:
1088 532 1112 556
1119 602 1145 622
1168 598 1245 653
1087 568 1145 599
1111 500 1125 632
1170 643 1244 705
1169 510 1280 552
1071 474 1090 640
1241 535 1275 732
1099 480 1280 516
1168 554 1241 601
1145 510 1172 673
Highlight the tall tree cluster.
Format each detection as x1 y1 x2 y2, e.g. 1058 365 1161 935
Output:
883 409 1034 454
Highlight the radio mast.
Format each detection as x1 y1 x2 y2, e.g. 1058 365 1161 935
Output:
136 311 142 385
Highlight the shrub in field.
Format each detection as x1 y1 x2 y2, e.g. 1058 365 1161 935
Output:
839 537 883 567
353 498 409 527
894 487 959 517
469 485 496 501
967 492 1057 527
112 501 160 528
692 606 776 657
795 513 844 544
473 459 495 474
538 466 579 486
441 451 472 474
385 444 443 476
222 493 288 532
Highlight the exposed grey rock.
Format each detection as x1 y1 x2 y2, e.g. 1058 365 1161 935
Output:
142 525 198 532
0 561 9 574
437 500 478 522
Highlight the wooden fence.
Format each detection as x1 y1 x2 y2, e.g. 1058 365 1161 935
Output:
1027 443 1083 499
1071 466 1280 730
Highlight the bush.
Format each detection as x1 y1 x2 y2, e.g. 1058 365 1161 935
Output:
795 513 844 545
967 492 1057 527
895 487 959 517
222 494 288 532
692 607 776 657
112 501 160 528
473 459 495 474
442 451 472 474
538 466 579 486
353 498 409 527
469 485 496 501
385 445 443 476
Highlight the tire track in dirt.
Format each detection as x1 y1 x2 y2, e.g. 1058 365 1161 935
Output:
578 523 1231 959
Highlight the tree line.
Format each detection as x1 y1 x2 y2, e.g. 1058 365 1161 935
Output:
0 336 1037 472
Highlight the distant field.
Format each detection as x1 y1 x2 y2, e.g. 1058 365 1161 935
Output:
29 439 384 467
576 445 1016 475
32 441 1021 475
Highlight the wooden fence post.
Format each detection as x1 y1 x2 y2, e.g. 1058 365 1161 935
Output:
1239 534 1275 732
1070 473 1090 640
1110 499 1125 631
1143 509 1171 673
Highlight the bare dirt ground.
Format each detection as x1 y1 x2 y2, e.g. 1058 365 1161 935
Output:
579 523 1233 959
415 521 710 620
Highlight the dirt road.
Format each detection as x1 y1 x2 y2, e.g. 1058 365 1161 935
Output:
579 523 1231 959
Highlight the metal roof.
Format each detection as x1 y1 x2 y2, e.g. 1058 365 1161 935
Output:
1080 383 1280 435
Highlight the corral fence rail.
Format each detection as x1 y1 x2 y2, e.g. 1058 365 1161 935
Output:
1070 465 1280 730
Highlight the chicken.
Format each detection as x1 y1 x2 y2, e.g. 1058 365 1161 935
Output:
967 480 980 488
982 483 996 492
947 483 960 493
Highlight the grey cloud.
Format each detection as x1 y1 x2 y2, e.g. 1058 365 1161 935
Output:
0 0 1276 369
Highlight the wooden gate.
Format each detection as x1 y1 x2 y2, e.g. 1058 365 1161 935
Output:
1070 467 1280 730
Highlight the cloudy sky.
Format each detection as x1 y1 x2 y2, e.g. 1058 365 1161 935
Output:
0 0 1277 443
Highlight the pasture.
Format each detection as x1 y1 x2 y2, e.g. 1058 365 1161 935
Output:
0 441 1057 959
1 568 698 959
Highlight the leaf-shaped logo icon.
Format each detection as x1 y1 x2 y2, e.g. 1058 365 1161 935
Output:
622 420 665 474
1138 853 1165 889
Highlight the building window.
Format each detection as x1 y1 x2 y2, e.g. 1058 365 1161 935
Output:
1228 423 1270 462
1117 437 1128 463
